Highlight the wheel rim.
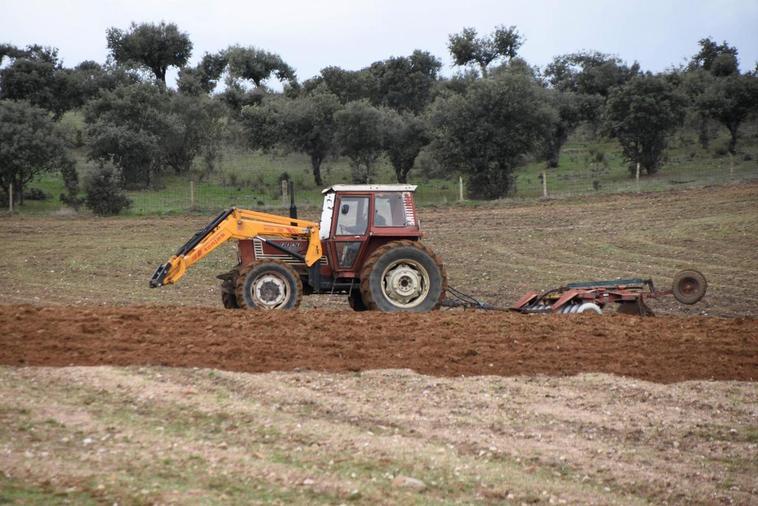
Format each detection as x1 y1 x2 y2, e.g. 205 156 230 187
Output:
380 259 430 309
251 273 289 309
678 276 699 295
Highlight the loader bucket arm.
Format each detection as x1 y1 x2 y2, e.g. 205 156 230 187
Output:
150 208 321 288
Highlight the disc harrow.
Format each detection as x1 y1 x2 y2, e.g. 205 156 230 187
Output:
443 269 707 316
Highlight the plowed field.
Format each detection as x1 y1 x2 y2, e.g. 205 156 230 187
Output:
1 305 756 383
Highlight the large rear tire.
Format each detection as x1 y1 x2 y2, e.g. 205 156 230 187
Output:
359 240 446 312
347 289 368 311
235 261 303 310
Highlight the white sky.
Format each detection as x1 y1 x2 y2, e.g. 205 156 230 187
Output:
1 0 756 87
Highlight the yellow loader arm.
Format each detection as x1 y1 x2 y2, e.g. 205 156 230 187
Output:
149 208 321 288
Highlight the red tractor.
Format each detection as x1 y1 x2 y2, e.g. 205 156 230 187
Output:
150 185 447 312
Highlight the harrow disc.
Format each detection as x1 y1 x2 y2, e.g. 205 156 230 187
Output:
672 269 707 305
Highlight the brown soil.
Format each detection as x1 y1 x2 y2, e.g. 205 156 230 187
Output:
1 304 755 383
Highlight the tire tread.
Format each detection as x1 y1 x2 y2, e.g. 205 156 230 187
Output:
359 240 447 311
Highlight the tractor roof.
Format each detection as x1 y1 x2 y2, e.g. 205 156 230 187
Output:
321 184 417 194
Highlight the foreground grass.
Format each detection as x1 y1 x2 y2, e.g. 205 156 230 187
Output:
1 366 755 505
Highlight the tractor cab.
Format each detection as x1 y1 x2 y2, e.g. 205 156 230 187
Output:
319 185 422 276
319 185 421 238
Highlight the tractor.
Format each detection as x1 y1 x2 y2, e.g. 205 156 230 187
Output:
150 185 447 312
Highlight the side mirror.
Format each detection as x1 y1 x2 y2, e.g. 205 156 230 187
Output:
341 204 350 215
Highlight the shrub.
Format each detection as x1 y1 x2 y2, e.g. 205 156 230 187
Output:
23 188 51 201
83 163 132 216
59 159 83 210
587 146 607 165
713 144 729 157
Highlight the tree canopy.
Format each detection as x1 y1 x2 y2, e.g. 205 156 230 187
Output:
697 74 758 154
429 70 555 198
383 111 430 183
242 88 341 186
106 21 193 84
226 46 295 87
604 75 687 174
335 100 388 183
366 50 441 113
448 25 523 77
688 37 739 77
0 100 69 203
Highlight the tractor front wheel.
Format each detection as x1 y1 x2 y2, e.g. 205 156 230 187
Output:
218 267 240 309
359 240 446 312
235 261 303 310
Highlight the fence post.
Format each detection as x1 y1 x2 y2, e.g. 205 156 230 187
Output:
541 170 548 198
8 184 13 213
458 176 464 202
190 180 196 211
281 180 288 206
635 162 641 193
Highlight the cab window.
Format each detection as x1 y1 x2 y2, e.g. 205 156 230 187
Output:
374 193 406 227
335 196 369 235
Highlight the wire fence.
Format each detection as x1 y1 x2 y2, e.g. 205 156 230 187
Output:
4 154 757 216
119 158 758 215
510 156 758 199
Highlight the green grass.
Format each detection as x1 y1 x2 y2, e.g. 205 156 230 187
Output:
515 125 758 197
0 475 100 505
122 148 460 215
9 122 758 216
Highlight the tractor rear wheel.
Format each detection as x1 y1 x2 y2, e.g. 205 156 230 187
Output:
347 289 368 311
359 240 446 312
235 261 303 310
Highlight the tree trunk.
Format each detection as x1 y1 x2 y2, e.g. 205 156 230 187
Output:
727 123 739 155
310 154 323 187
395 164 413 184
697 115 711 149
155 66 167 85
545 146 560 169
394 166 407 184
15 178 23 206
545 126 568 168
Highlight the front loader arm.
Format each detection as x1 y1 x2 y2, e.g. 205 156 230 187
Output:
150 208 321 288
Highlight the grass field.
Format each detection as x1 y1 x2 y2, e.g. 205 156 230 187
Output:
11 119 758 215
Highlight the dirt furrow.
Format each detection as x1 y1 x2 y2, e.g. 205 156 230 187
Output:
1 304 756 383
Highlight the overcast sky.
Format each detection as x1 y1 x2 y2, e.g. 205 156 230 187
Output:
2 0 756 86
